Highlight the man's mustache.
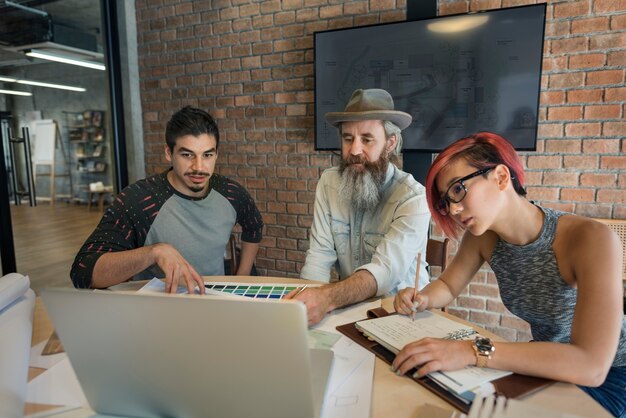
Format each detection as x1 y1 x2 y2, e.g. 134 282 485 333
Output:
344 155 368 166
186 171 211 177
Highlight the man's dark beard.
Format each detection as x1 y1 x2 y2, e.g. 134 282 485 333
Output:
338 152 389 211
185 171 210 193
188 185 204 192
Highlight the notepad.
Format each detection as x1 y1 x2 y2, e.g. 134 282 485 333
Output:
355 311 511 395
355 310 477 354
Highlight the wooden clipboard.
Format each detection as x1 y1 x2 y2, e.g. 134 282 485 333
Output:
336 307 553 413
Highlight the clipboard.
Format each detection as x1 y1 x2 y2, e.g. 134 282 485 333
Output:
336 307 553 413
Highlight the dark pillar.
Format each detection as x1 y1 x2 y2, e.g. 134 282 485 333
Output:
101 0 129 191
403 0 437 185
0 114 17 275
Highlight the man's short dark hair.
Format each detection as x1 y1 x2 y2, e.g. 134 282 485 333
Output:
165 106 220 150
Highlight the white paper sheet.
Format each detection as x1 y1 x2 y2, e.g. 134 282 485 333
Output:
0 273 30 311
314 300 379 418
430 367 511 395
29 340 66 370
136 277 190 294
315 299 382 334
322 336 375 418
26 357 89 408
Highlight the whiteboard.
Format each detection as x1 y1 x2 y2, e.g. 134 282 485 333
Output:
33 119 56 164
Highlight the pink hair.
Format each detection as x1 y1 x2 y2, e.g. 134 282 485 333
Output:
425 132 527 239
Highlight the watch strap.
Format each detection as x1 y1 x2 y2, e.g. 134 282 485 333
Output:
475 350 489 368
472 337 493 368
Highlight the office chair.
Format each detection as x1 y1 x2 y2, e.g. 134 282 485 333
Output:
0 273 36 417
224 233 239 275
426 237 450 311
224 233 258 276
426 238 449 273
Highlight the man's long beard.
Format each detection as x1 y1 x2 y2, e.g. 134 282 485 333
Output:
338 153 389 212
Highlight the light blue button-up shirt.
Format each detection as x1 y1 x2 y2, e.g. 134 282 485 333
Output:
300 164 431 295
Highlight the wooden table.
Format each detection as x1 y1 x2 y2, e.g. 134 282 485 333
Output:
26 277 611 418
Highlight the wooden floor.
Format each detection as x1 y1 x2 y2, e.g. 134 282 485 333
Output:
10 203 103 294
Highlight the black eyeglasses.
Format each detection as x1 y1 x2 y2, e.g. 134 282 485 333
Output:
435 167 494 216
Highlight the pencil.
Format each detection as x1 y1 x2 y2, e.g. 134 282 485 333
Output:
293 284 308 298
412 252 422 322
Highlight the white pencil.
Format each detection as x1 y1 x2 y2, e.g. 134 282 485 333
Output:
412 252 422 321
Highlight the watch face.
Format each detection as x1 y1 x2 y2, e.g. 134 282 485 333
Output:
475 337 494 354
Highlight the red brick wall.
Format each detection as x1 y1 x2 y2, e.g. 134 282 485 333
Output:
135 0 625 341
135 0 407 277
438 0 625 341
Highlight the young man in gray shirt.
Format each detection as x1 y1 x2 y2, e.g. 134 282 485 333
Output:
71 107 263 294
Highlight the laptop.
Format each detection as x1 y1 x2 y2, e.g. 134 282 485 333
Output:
41 288 334 418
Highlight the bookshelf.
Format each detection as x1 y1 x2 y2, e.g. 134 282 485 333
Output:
64 110 110 204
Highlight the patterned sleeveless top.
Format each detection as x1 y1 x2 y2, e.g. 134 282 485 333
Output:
489 206 625 367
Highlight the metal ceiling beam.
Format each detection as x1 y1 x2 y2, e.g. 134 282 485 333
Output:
5 0 49 16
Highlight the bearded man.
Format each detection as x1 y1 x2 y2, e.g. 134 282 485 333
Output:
286 89 431 325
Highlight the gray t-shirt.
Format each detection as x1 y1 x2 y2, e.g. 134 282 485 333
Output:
71 171 263 287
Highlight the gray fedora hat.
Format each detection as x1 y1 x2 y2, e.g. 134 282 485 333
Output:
325 88 412 130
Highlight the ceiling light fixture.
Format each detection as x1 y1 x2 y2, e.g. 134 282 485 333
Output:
25 49 106 71
0 76 86 92
0 89 32 96
16 80 86 92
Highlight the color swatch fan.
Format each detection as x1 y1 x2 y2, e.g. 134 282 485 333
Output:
204 282 312 299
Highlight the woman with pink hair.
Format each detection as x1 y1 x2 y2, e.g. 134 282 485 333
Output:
392 132 625 417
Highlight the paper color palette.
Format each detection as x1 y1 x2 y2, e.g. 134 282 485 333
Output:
203 283 306 299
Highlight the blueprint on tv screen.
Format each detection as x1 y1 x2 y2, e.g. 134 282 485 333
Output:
315 6 545 151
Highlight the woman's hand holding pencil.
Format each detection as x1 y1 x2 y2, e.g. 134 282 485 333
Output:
394 287 429 316
393 252 429 317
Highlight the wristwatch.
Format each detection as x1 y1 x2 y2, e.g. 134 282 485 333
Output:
472 336 495 368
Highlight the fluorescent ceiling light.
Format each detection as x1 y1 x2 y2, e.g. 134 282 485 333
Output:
0 89 32 96
25 49 106 71
427 15 489 33
16 80 86 92
0 76 85 92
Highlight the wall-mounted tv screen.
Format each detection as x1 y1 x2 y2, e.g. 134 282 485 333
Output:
314 4 546 152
